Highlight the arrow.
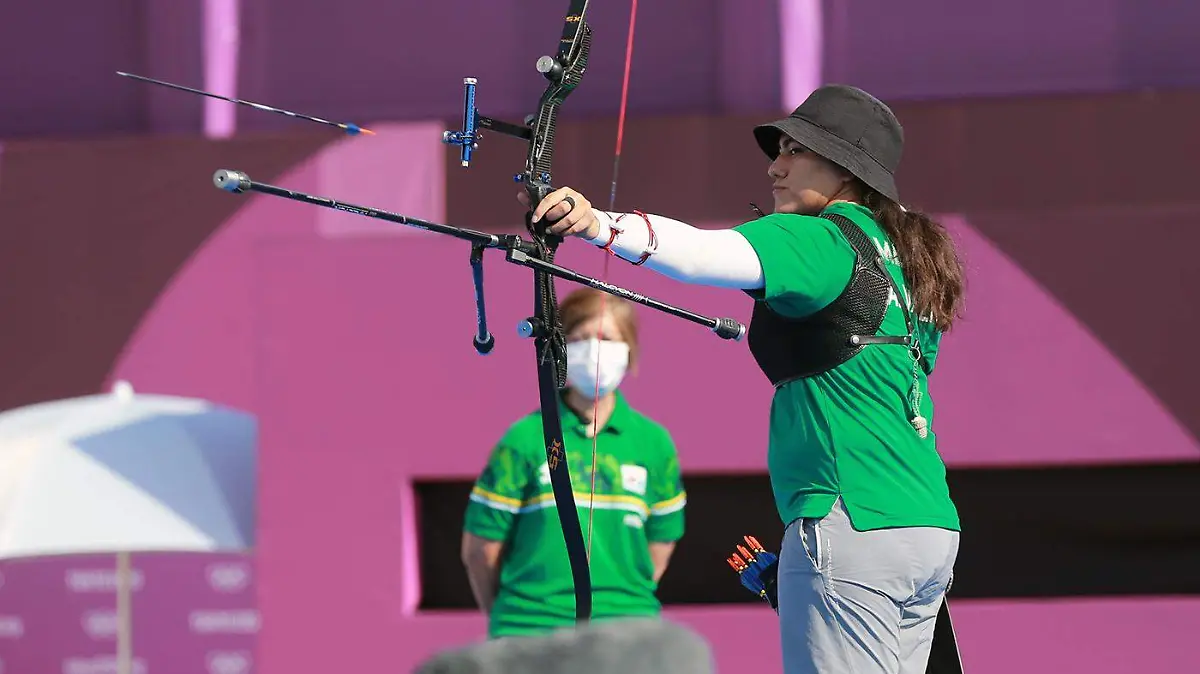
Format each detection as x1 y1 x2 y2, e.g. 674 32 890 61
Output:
116 71 375 136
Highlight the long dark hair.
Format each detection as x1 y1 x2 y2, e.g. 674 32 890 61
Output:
860 185 966 332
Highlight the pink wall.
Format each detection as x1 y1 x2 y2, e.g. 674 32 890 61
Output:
4 124 1185 673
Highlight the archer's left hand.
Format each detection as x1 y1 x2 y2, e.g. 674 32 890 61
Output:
517 187 601 240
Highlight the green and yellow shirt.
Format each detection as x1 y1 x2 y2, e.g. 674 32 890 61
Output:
464 391 686 638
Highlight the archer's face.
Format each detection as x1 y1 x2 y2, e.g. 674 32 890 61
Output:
767 135 853 215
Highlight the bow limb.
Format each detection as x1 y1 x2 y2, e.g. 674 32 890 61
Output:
522 0 593 208
522 0 596 623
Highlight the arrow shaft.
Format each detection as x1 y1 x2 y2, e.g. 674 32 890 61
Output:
116 71 372 135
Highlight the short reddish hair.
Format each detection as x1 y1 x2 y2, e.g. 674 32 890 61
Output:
558 287 640 369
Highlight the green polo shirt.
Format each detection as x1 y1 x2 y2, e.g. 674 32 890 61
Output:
464 391 685 638
733 201 959 533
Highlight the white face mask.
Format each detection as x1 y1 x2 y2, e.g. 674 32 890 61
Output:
565 338 630 399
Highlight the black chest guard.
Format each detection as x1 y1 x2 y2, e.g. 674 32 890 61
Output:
746 213 916 388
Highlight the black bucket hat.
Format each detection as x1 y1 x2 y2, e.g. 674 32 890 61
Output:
753 84 903 203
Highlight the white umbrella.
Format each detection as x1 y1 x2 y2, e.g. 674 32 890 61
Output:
0 381 257 674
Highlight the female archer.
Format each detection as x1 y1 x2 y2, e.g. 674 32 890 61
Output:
517 84 966 674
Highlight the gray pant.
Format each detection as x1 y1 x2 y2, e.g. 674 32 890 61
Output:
778 498 960 674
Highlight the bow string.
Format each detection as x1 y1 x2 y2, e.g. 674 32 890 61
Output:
587 0 640 567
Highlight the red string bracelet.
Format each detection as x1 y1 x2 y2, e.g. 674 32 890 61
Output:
599 215 625 255
630 210 656 266
600 211 656 264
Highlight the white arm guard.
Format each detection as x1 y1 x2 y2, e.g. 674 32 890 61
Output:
584 211 765 290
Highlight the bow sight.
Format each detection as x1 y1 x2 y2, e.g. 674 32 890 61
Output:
441 77 532 168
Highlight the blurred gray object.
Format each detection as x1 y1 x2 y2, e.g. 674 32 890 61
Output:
413 618 717 674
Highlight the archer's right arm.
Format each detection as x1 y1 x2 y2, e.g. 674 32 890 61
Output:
521 187 857 318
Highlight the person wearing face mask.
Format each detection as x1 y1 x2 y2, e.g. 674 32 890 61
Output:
461 287 687 640
513 85 968 674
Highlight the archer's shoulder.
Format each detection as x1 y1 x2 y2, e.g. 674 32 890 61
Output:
733 212 849 244
734 211 829 228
